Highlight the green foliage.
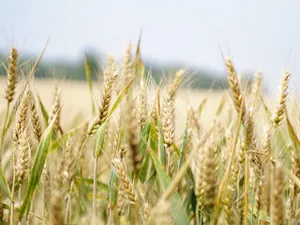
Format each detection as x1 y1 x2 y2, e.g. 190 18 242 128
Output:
19 115 56 218
149 149 190 225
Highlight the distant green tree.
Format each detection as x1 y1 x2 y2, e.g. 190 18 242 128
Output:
0 49 256 90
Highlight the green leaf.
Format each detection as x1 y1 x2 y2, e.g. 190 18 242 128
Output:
183 188 197 214
109 77 136 117
136 123 151 181
138 153 150 183
49 127 79 153
149 149 190 225
178 124 188 168
149 123 158 151
158 120 166 165
93 122 107 158
19 115 56 219
139 123 151 156
108 171 118 210
75 177 108 192
172 143 180 157
74 176 89 215
0 164 11 200
37 93 49 126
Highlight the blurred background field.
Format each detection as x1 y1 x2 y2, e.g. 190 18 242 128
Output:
0 75 225 137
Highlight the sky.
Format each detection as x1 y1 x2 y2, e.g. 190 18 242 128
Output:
1 0 300 91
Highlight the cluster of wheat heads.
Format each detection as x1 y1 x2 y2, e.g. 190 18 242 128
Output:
0 44 300 225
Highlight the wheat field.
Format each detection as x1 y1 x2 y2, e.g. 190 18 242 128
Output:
0 44 299 225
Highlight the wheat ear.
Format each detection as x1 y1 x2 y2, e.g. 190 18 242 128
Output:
225 57 246 122
272 70 290 127
5 48 19 103
30 97 42 142
271 164 284 225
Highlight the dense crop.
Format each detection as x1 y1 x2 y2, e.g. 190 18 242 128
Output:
0 42 299 225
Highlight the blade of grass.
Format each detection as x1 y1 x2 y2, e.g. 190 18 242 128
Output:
108 76 136 117
74 176 89 215
158 120 166 165
138 124 152 182
92 121 107 225
183 189 197 217
213 98 244 225
286 109 300 158
49 126 79 153
178 123 188 168
37 93 49 126
244 154 249 225
74 177 108 192
149 123 158 151
149 149 190 225
172 143 181 157
93 121 107 158
107 171 118 211
0 164 11 200
138 153 150 183
19 114 56 219
138 123 151 157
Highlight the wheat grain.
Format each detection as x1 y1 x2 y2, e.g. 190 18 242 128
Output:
5 48 19 103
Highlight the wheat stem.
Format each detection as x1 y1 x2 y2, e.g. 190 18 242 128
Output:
10 144 16 225
213 96 244 225
0 102 10 154
92 157 98 225
244 154 249 225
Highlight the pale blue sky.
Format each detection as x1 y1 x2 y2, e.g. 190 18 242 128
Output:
1 0 300 90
